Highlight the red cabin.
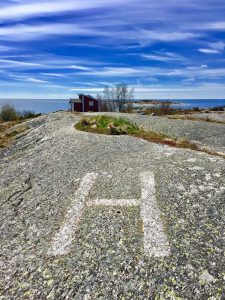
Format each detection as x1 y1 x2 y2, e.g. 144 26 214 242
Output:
69 94 100 112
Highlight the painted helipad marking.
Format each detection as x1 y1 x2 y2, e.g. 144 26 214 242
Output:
49 173 98 256
49 172 170 257
140 172 170 257
88 199 139 206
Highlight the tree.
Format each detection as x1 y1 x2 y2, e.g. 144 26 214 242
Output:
100 84 134 112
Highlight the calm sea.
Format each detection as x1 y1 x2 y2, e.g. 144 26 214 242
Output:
0 98 225 114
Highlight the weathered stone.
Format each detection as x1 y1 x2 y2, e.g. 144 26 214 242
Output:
0 111 224 299
199 270 216 284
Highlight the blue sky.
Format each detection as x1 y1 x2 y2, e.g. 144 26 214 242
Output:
0 0 225 99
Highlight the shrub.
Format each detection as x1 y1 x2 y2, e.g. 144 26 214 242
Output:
210 106 224 111
20 110 40 120
160 102 173 115
0 104 19 122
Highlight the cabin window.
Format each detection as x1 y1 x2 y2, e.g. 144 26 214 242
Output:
89 101 94 107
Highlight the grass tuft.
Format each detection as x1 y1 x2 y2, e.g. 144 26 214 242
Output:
167 114 225 125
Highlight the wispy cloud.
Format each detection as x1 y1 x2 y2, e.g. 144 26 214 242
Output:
204 21 225 30
0 45 15 51
78 65 225 80
9 74 49 83
198 48 221 54
79 67 159 77
41 72 66 77
0 0 128 22
65 65 92 71
137 30 199 43
0 58 43 67
140 51 186 62
105 29 200 47
209 41 225 51
70 87 102 92
0 54 103 71
0 23 109 41
1 0 225 99
25 77 49 83
0 22 200 46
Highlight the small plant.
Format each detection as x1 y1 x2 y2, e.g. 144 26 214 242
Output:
0 104 19 122
160 102 173 115
20 110 41 120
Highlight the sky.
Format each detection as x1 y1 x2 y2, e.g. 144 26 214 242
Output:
0 0 225 99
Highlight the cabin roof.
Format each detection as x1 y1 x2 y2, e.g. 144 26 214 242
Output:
78 93 95 99
69 98 82 103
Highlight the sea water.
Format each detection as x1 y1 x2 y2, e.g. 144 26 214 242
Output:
0 98 225 114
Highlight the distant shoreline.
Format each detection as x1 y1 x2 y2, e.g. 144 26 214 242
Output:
0 98 225 114
133 99 176 105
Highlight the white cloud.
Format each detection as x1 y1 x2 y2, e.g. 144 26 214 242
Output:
0 0 127 22
41 73 66 77
141 52 185 62
9 74 49 83
206 21 225 30
182 77 196 83
0 23 109 41
126 83 225 99
73 82 98 87
0 53 103 71
198 48 220 54
65 65 91 71
115 30 200 47
70 87 102 92
0 22 200 47
76 65 225 81
209 41 225 51
139 30 198 42
0 45 15 51
26 78 48 83
0 58 43 67
79 67 160 77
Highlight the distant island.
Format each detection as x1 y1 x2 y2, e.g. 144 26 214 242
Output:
133 99 176 105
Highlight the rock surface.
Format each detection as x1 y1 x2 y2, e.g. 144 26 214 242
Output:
0 111 225 299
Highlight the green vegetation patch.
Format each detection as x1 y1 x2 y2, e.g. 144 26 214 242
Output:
75 115 139 135
0 104 41 122
75 115 199 150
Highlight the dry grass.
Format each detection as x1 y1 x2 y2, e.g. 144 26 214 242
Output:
167 114 225 125
0 121 29 148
